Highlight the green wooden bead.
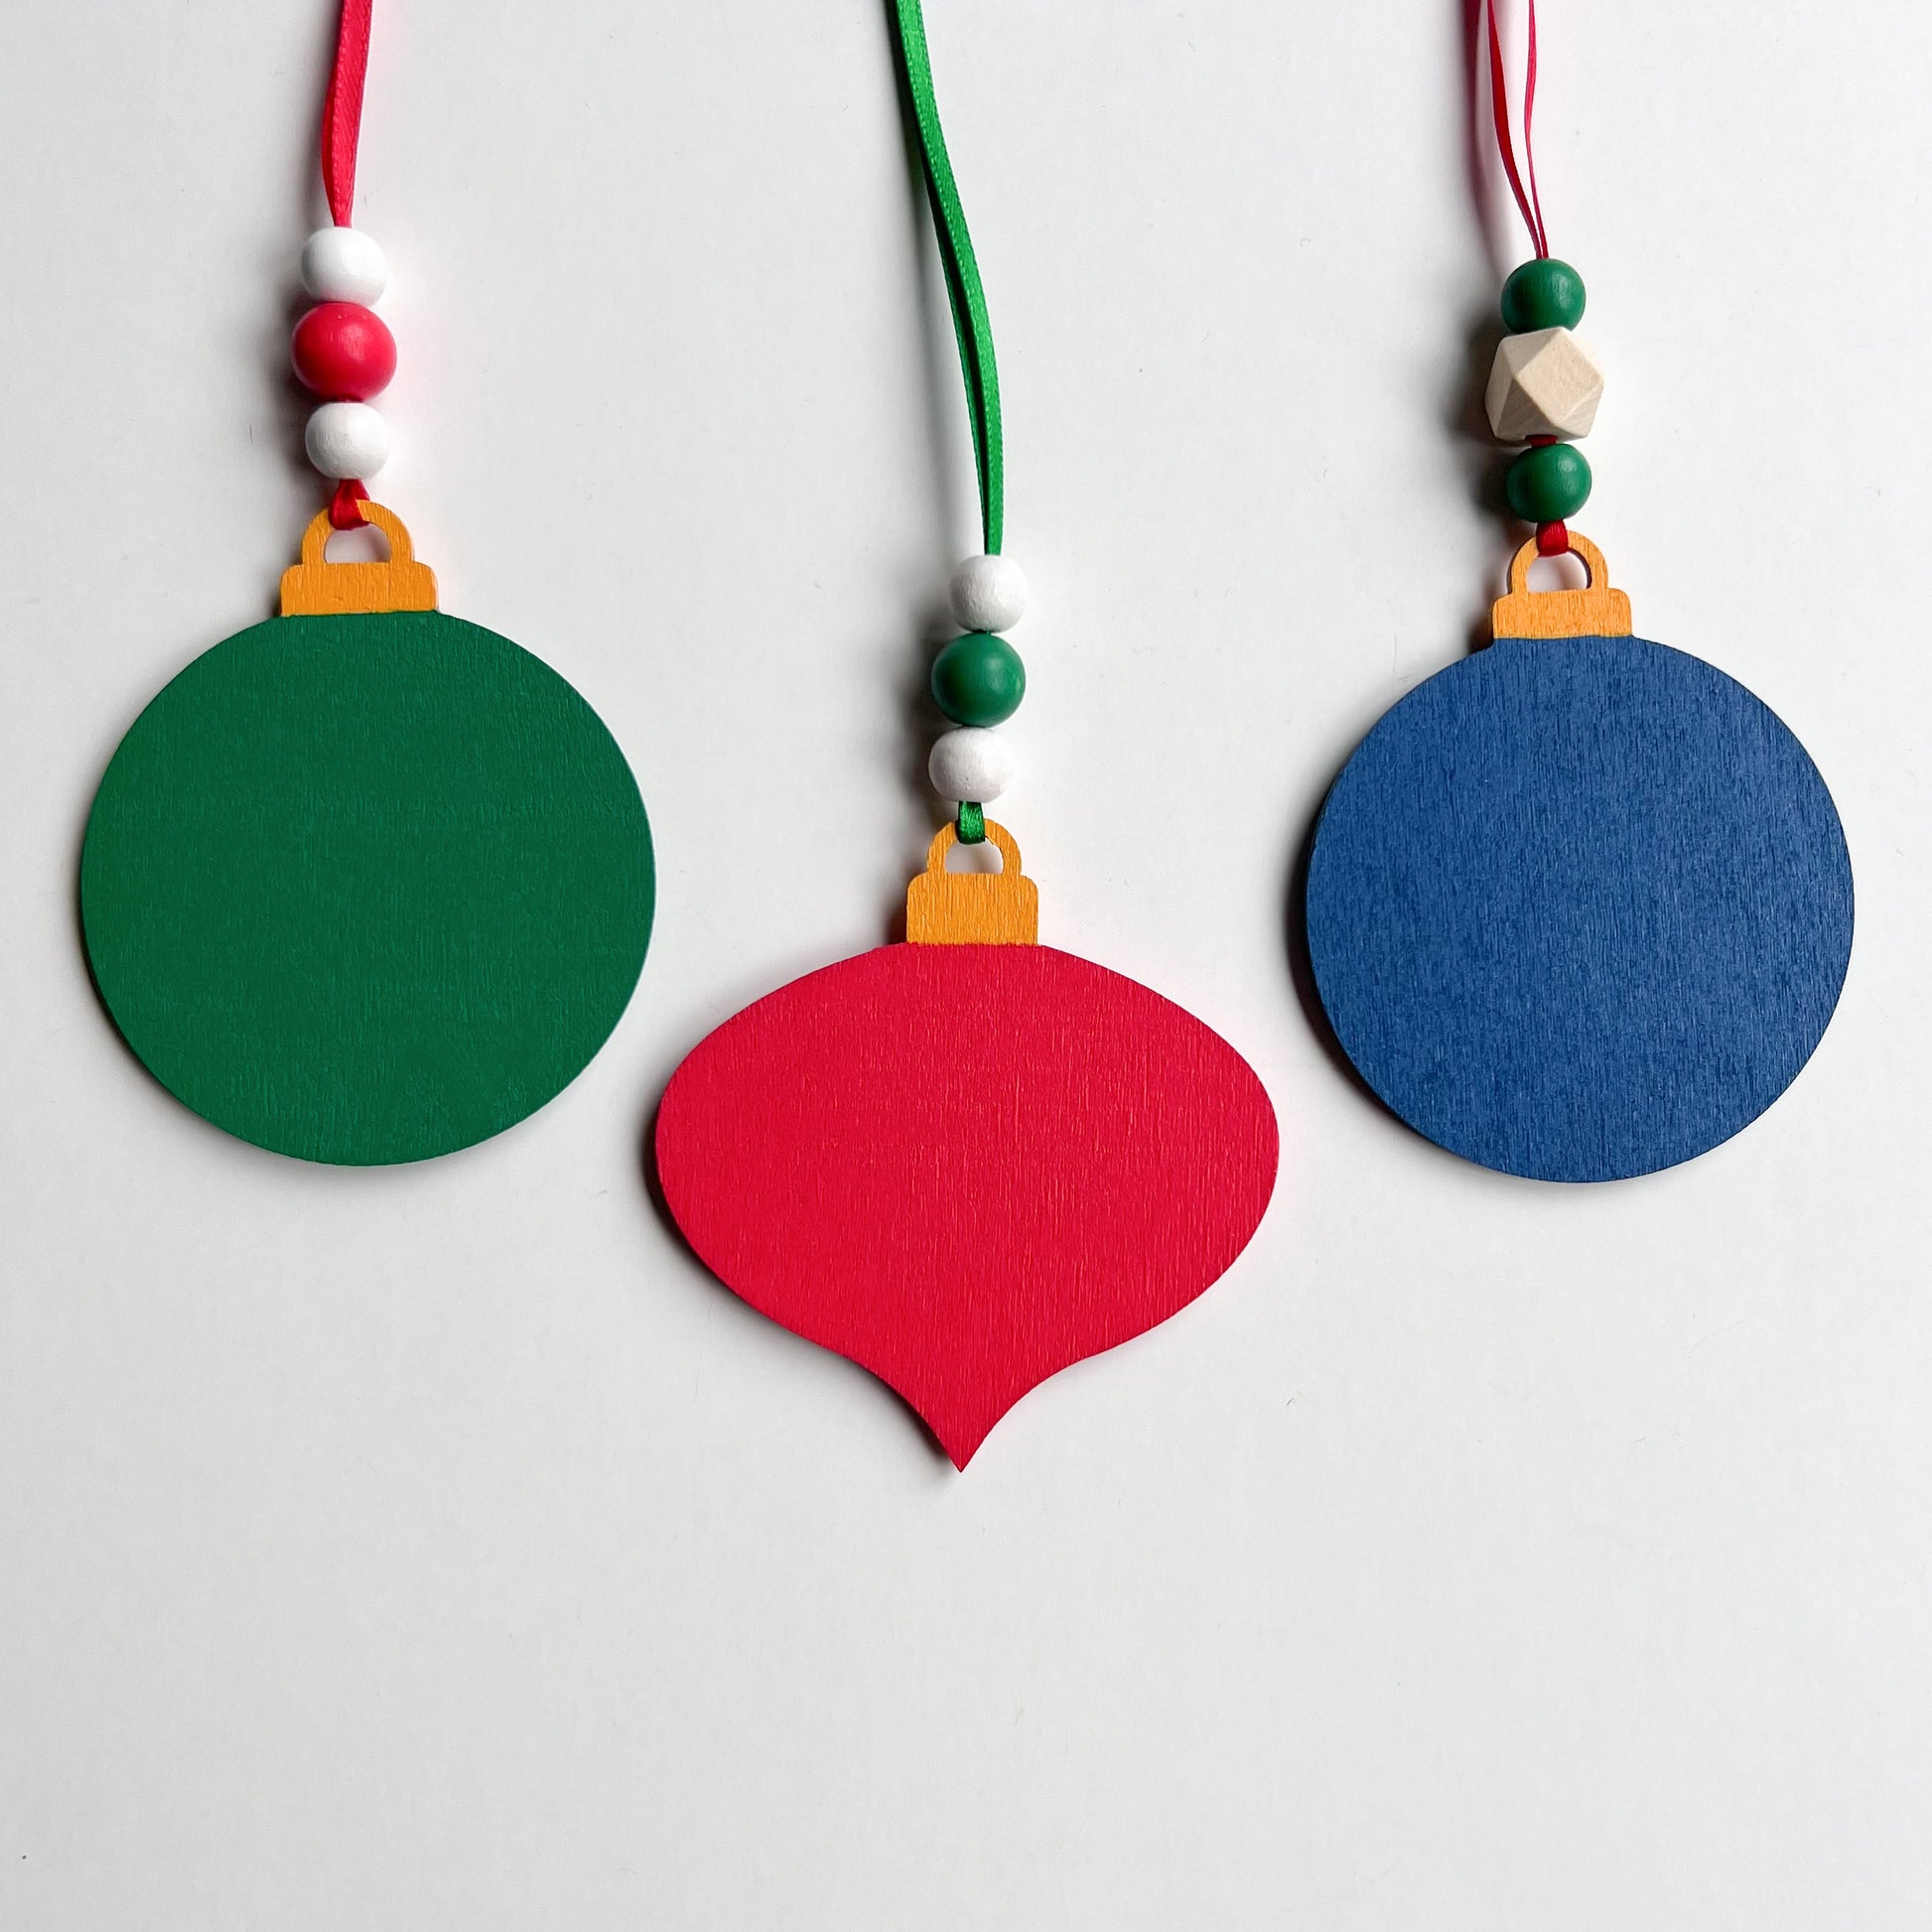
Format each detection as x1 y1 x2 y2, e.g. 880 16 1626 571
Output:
931 632 1026 727
1505 442 1592 522
1501 258 1587 334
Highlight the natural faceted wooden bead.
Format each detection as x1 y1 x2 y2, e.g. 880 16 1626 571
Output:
931 632 1026 727
300 225 388 306
1505 441 1591 522
292 303 397 401
305 401 390 480
1500 257 1586 334
928 727 1015 803
948 553 1028 633
1485 327 1603 442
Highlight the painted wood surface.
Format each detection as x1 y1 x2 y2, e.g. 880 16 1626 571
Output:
1490 531 1630 640
82 610 652 1165
655 942 1278 1466
905 819 1038 943
279 501 437 615
1305 590 1854 1181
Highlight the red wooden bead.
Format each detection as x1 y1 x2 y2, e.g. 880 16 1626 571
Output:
291 302 396 401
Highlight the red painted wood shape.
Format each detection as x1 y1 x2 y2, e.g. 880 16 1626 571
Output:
655 939 1278 1466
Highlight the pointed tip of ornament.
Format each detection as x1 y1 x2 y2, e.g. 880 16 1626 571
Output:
920 1403 998 1472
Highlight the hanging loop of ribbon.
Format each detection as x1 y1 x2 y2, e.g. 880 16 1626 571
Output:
329 478 370 530
889 0 1005 557
1483 0 1549 259
322 0 374 228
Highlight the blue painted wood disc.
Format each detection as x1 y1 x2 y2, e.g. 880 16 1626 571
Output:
1305 634 1853 1181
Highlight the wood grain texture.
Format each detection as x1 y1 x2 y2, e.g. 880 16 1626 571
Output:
1484 326 1604 441
82 611 652 1165
279 501 437 616
1305 629 1854 1181
1491 530 1631 639
655 943 1278 1467
905 819 1038 944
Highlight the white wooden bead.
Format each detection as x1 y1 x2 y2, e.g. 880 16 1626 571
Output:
928 727 1015 803
1485 327 1603 442
301 226 388 305
948 553 1029 633
305 401 390 479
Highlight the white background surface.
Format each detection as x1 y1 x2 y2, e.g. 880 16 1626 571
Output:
3 1 1929 1925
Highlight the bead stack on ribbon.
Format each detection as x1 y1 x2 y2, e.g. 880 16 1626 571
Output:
296 0 391 529
295 225 394 521
891 0 1028 848
1487 258 1601 557
1479 0 1603 558
928 554 1028 844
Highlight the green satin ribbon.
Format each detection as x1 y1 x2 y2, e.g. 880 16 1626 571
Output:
891 0 1004 557
955 800 987 844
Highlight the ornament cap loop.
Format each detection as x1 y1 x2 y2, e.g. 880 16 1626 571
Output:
906 818 1038 945
1493 528 1632 640
280 500 438 617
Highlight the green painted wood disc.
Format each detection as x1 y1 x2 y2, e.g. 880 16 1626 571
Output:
82 612 653 1165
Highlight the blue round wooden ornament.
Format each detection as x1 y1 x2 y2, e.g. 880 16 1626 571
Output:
1306 535 1853 1182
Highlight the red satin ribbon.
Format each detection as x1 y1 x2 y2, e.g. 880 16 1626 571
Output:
329 478 370 529
1484 0 1548 259
321 0 373 228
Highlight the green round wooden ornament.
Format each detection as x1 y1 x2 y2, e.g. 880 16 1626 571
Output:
82 504 653 1165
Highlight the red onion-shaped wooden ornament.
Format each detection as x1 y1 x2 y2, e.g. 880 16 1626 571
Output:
656 823 1278 1466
